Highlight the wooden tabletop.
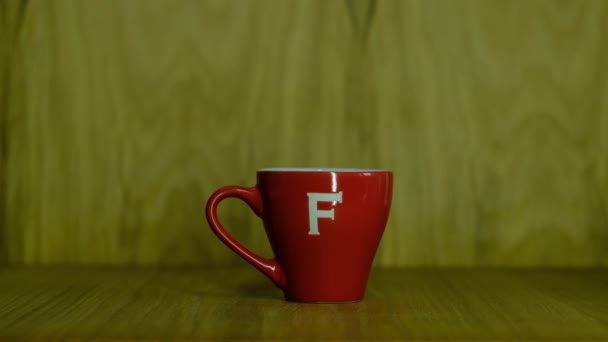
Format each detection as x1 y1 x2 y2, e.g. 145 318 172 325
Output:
0 267 607 341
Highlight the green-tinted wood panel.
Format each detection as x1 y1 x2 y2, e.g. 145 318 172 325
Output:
3 0 608 266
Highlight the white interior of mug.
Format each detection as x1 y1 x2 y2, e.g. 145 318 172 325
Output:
258 168 389 172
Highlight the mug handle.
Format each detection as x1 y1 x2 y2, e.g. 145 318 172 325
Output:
205 186 286 289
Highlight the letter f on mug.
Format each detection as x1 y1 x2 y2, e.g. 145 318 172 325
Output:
307 192 343 235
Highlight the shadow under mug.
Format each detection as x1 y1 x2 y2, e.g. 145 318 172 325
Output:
206 168 393 302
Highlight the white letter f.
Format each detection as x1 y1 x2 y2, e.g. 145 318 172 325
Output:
307 192 343 235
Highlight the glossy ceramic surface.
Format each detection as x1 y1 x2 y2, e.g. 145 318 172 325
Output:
206 169 393 302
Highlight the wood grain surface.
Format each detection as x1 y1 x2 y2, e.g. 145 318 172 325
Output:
0 1 7 265
0 0 26 265
2 0 608 266
0 267 607 341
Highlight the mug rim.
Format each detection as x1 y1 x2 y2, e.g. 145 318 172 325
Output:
257 168 390 173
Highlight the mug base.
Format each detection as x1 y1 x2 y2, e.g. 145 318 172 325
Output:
285 296 364 304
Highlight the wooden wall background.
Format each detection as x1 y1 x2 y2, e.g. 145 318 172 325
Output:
1 0 607 267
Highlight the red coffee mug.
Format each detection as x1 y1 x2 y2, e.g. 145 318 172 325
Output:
206 168 393 302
